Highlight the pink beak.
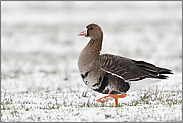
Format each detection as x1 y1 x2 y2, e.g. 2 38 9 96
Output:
78 28 87 36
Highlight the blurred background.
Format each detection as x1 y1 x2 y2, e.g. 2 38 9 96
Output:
1 1 182 92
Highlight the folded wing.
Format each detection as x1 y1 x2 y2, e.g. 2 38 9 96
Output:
99 54 173 82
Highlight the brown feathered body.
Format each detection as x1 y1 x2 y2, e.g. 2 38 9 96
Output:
78 24 173 95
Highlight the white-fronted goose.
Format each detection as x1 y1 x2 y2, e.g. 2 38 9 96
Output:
78 23 173 106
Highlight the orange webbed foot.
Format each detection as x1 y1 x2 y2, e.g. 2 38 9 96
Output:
96 93 127 106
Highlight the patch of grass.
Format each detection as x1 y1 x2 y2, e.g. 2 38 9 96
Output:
10 110 20 117
38 117 41 121
1 84 181 122
105 114 111 119
25 108 30 111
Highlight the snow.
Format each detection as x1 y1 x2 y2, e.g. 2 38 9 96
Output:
1 1 182 122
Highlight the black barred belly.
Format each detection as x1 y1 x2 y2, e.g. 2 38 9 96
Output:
93 73 130 94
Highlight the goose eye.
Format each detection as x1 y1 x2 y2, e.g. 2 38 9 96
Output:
90 28 93 30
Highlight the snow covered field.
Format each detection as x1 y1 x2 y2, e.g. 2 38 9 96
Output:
1 1 182 122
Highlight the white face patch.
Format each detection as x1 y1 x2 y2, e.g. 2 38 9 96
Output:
84 28 88 35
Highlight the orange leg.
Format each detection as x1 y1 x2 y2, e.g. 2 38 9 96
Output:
96 93 127 106
115 98 118 106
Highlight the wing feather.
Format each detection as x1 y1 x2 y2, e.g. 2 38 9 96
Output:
98 54 171 82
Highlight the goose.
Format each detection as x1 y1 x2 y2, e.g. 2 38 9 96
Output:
78 23 173 106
